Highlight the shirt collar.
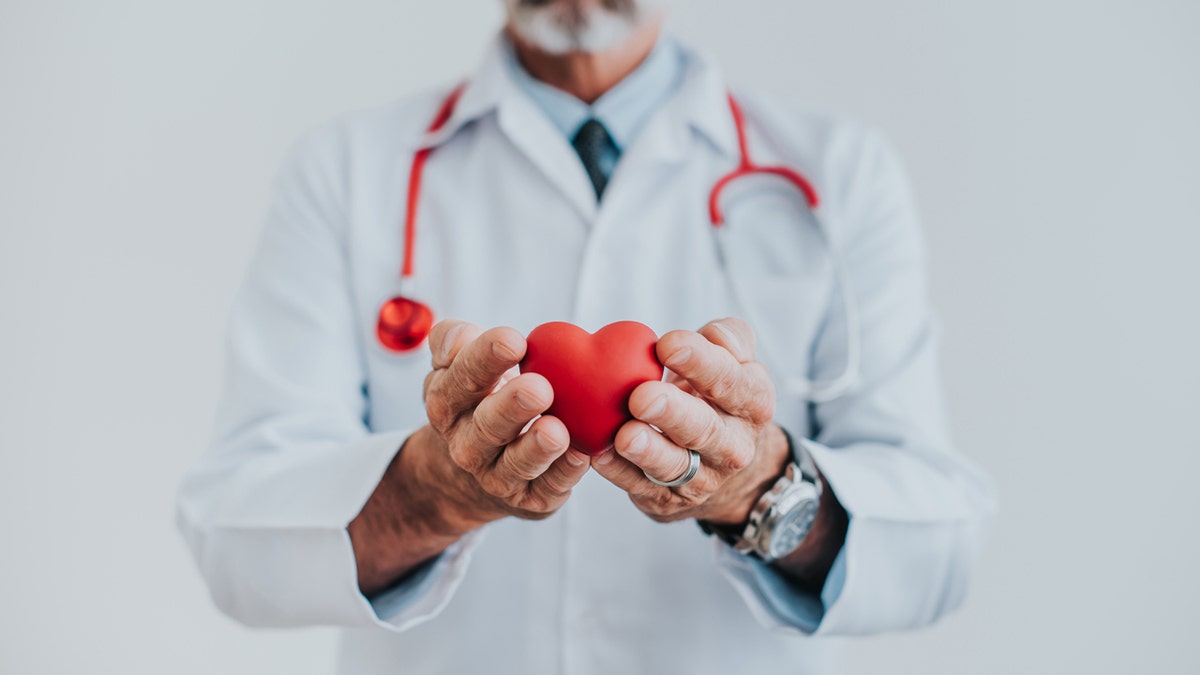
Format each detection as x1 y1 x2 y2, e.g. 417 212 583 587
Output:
502 33 684 152
417 31 739 160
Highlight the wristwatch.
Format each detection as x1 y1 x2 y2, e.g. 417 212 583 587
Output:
699 432 823 562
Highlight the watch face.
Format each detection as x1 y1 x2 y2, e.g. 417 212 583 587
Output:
768 500 818 560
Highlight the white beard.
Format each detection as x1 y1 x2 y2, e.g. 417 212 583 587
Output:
503 0 666 54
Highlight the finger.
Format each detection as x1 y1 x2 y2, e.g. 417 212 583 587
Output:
437 326 528 414
459 373 554 467
613 420 719 496
698 317 757 363
656 330 774 422
628 380 725 452
429 320 483 369
493 365 521 394
664 369 695 394
482 416 579 500
591 442 663 500
530 425 592 498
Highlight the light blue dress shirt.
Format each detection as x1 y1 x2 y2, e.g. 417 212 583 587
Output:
502 34 686 182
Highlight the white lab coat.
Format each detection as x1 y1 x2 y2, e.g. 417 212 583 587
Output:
177 35 995 674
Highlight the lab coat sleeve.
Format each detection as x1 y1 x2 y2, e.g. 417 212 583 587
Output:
175 125 481 631
713 125 996 635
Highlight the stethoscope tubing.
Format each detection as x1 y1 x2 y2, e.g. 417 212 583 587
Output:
382 84 861 402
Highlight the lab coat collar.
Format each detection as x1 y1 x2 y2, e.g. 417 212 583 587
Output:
670 42 740 160
416 32 740 162
415 35 517 149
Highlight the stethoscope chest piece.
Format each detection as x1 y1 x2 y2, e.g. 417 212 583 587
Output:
376 295 434 353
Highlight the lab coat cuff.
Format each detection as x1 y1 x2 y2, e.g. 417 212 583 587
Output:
179 428 486 631
796 438 992 635
359 529 485 632
710 533 849 635
323 430 484 633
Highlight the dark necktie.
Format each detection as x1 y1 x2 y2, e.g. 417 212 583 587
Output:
571 118 617 200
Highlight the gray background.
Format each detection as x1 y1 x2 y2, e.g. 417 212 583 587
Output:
2 0 1197 672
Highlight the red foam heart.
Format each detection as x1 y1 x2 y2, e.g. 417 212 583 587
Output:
520 321 664 457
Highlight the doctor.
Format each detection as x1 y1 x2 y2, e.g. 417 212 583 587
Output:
178 0 995 673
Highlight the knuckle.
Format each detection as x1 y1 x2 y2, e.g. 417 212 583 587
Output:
745 405 772 427
521 488 565 516
718 445 752 474
638 494 689 523
478 471 517 500
744 364 776 419
447 441 478 474
650 490 678 513
516 504 556 521
629 480 660 502
538 468 573 496
425 399 455 434
707 363 739 402
505 456 542 483
632 494 667 520
449 364 492 399
690 415 723 451
472 412 511 449
513 492 546 514
693 481 718 503
501 439 554 481
750 403 774 425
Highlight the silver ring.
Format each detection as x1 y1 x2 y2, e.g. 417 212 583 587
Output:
644 450 701 488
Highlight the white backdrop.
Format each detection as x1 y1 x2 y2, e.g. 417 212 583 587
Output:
2 1 1198 673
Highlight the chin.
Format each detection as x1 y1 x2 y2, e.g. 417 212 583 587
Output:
504 0 665 54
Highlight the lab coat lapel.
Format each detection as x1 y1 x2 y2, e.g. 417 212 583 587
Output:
497 96 600 223
677 45 741 158
422 36 599 224
606 43 740 179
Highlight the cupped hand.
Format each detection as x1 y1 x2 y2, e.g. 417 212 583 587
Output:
421 320 592 529
591 318 791 526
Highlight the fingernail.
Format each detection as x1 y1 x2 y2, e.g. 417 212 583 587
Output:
441 324 465 359
665 347 691 369
493 339 520 362
628 430 649 456
564 450 586 467
713 322 744 355
515 390 541 412
595 450 614 466
643 396 668 420
535 429 558 452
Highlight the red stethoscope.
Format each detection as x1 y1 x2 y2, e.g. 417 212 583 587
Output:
376 86 822 355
